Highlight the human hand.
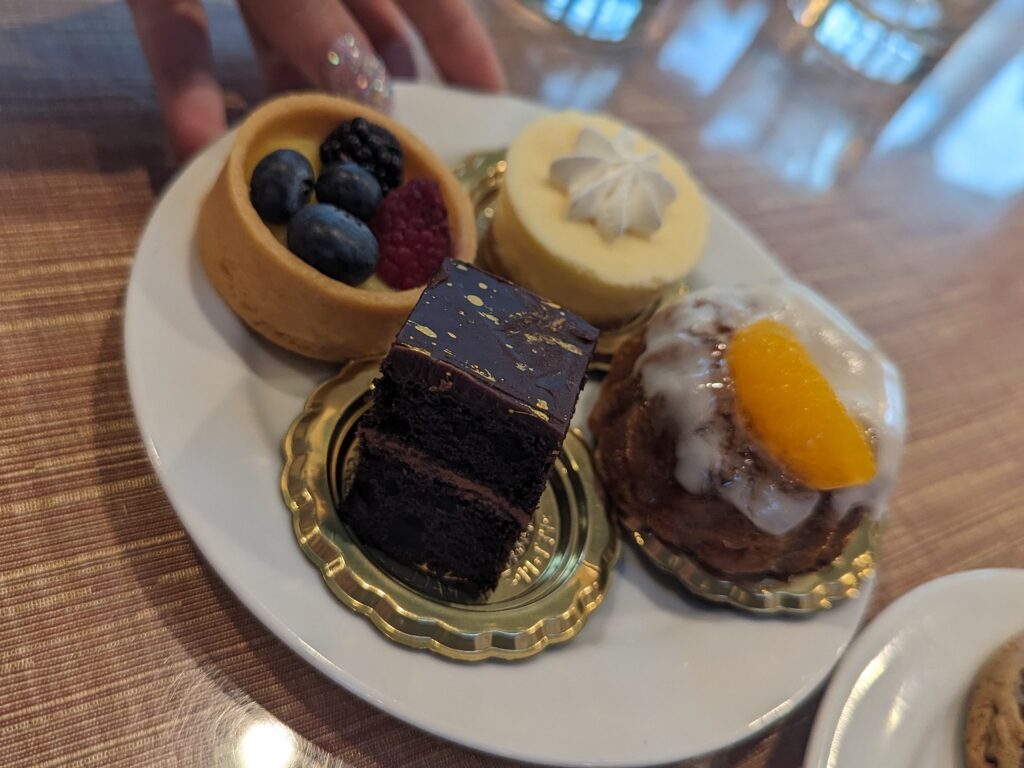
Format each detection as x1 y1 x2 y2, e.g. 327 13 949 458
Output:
127 0 506 161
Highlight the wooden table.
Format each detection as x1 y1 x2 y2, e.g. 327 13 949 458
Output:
2 1 1022 765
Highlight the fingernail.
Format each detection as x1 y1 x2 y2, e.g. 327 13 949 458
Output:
321 33 393 113
379 39 416 80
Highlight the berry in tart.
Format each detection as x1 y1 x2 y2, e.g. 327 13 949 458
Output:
371 178 452 290
313 161 383 221
319 116 404 194
286 203 378 285
249 149 314 224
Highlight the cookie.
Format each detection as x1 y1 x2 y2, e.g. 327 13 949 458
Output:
964 632 1024 768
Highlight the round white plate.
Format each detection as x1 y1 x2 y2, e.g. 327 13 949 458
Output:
125 83 872 767
805 569 1024 768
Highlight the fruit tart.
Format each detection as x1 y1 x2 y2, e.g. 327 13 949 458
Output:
198 93 477 361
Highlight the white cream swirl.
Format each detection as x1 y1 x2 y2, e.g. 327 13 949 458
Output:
549 126 677 241
636 282 906 536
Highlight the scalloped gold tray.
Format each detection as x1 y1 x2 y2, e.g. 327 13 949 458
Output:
620 512 878 613
281 359 620 661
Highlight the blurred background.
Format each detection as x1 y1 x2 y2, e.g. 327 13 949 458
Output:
1 2 1022 767
485 0 1024 195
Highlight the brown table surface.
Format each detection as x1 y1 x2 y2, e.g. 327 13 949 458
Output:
3 1 1023 766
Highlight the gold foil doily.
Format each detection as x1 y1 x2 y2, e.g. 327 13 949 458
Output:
453 149 684 373
620 511 878 613
281 359 620 661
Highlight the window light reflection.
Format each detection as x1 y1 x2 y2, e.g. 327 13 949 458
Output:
933 54 1024 198
657 0 770 95
237 720 297 768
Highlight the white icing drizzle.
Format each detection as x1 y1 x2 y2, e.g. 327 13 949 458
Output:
636 283 906 537
549 126 677 241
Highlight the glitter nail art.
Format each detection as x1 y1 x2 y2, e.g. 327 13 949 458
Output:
322 33 392 112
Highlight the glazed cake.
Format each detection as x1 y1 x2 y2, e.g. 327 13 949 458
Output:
340 258 598 596
590 283 905 579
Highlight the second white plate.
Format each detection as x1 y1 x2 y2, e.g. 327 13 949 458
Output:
806 568 1024 768
125 82 875 766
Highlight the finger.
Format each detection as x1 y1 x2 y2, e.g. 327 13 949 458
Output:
394 0 504 91
127 0 227 160
345 0 416 79
238 4 307 93
240 0 391 111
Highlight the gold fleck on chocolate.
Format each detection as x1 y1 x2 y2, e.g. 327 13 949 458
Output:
447 331 457 339
478 282 489 290
528 406 550 422
455 263 469 271
406 345 432 357
414 324 438 339
535 399 550 411
515 362 528 372
468 363 496 382
479 312 500 325
466 295 484 307
524 332 583 356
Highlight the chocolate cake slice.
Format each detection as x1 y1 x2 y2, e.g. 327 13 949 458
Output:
340 258 598 596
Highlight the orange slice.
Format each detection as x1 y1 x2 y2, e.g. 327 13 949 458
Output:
726 318 875 490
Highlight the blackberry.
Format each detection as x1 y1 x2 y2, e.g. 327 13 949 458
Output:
319 117 403 195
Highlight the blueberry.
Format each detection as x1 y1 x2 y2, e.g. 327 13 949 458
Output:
250 149 314 224
315 162 383 221
287 204 379 285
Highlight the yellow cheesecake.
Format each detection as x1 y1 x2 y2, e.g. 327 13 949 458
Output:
491 111 707 327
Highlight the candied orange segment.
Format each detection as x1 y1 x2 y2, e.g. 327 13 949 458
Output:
726 318 875 490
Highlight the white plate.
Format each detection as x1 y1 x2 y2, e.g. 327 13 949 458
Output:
805 569 1024 768
125 83 872 767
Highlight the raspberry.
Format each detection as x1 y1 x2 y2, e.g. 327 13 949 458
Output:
371 179 452 290
320 118 403 194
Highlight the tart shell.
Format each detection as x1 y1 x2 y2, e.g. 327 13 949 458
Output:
197 93 477 362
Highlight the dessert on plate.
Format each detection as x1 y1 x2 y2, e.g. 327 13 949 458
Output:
197 93 477 361
489 110 708 327
340 257 598 596
964 632 1024 768
589 282 905 579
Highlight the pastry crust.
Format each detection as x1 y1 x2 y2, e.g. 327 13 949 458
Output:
964 633 1024 768
197 93 477 361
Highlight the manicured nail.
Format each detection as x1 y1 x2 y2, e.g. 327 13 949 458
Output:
321 33 392 112
379 39 416 80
